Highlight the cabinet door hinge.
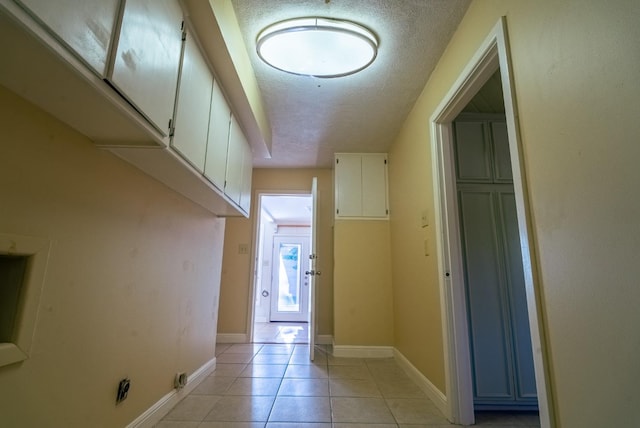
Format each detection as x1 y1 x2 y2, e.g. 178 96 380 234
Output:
384 159 387 164
336 209 339 215
336 158 339 164
168 118 175 137
386 209 389 215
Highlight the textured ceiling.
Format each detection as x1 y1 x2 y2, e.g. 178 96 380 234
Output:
231 0 471 168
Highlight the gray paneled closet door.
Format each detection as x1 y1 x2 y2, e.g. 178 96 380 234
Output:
454 115 537 409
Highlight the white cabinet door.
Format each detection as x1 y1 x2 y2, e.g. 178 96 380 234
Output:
109 0 183 135
335 153 388 218
171 30 212 172
361 154 388 217
239 140 253 214
17 0 120 77
204 80 231 190
335 154 362 217
224 116 245 205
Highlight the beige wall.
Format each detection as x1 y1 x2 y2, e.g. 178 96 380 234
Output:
217 168 334 337
0 86 225 427
388 0 640 426
333 220 394 346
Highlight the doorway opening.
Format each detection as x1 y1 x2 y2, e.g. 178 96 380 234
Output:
453 71 539 422
430 19 554 427
252 193 313 344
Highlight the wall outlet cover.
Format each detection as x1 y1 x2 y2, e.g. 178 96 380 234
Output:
116 378 130 404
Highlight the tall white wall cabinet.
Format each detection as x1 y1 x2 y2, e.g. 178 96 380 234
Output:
454 113 537 409
334 153 389 219
1 0 252 217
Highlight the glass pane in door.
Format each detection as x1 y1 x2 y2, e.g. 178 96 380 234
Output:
277 243 301 312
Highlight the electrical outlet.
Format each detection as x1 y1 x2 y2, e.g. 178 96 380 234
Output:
238 243 249 254
174 372 188 389
116 378 130 404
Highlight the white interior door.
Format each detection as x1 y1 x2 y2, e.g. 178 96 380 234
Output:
270 236 310 322
308 177 319 360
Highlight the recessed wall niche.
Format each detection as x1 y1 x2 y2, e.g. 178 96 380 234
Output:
0 254 29 342
0 234 50 368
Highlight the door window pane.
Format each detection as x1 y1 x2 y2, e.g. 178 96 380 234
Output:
277 243 301 312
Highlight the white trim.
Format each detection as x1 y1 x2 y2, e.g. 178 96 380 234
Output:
0 233 51 368
316 335 333 345
429 17 554 427
126 357 216 428
394 349 448 418
216 333 248 343
332 345 394 358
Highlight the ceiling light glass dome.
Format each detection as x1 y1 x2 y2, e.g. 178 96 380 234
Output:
256 17 378 78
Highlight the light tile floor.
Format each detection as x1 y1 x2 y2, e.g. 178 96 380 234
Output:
253 322 309 344
156 344 540 427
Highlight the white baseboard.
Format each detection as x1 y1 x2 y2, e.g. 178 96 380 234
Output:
394 349 449 418
333 345 395 358
216 333 248 343
316 335 333 345
126 357 216 428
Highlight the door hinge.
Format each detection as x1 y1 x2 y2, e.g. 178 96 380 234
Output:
181 21 186 41
386 209 389 215
336 209 339 215
336 158 339 164
168 118 175 137
384 159 387 164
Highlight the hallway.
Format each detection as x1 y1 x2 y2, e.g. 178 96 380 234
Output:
155 344 540 427
253 322 309 344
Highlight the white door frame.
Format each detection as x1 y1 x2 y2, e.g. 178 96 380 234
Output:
430 18 555 427
247 190 312 343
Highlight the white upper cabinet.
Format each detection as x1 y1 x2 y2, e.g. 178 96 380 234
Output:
335 154 362 217
16 0 120 77
239 140 253 214
335 153 388 219
361 154 388 216
171 27 213 172
225 115 253 214
2 0 251 217
109 0 183 136
204 80 232 190
224 116 245 205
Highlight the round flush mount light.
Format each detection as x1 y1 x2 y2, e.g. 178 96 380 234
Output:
256 17 378 78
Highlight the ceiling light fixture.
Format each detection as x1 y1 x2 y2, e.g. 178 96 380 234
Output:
256 17 378 78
